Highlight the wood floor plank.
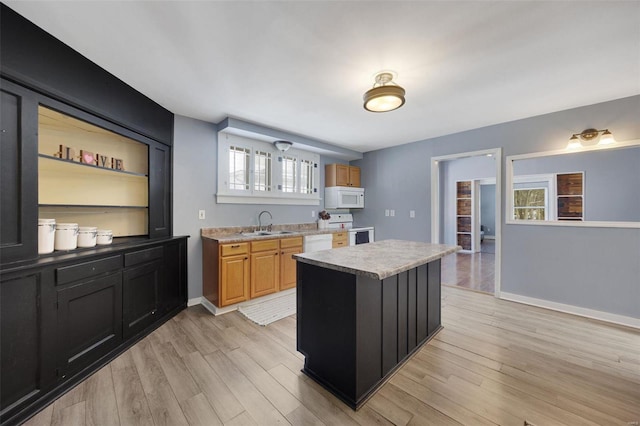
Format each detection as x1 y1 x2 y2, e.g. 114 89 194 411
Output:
51 401 85 426
268 364 360 426
284 405 326 426
366 392 414 426
179 392 223 426
228 347 301 416
84 365 120 426
224 411 258 426
50 382 86 426
110 350 154 426
204 350 290 425
129 338 189 426
22 404 54 426
150 339 200 402
183 351 246 423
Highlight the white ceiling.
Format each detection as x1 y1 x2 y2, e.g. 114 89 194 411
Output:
7 1 640 153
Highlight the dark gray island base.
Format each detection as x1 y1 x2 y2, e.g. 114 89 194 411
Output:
294 240 459 410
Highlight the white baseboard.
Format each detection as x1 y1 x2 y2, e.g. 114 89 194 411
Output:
500 292 640 329
187 297 202 307
195 288 297 316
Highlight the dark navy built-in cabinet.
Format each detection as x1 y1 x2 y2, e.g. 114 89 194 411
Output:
0 4 186 425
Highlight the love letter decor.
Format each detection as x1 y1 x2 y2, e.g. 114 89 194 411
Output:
56 144 124 171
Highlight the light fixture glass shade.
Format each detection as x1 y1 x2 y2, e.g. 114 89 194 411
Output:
363 85 406 112
274 140 293 152
567 135 583 149
597 130 615 145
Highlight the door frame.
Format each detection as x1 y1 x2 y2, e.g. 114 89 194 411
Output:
430 148 502 296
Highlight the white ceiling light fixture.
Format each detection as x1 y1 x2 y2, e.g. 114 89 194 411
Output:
274 140 293 152
363 72 406 113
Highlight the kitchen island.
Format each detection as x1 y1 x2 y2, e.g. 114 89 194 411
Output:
293 239 459 410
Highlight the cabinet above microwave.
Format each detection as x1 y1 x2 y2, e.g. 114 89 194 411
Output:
325 187 365 209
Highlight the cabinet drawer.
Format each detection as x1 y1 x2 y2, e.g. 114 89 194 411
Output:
251 239 279 252
333 240 348 248
221 242 249 257
280 236 303 249
333 232 348 242
124 246 164 267
56 255 122 285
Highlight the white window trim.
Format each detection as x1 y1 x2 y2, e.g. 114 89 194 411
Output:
217 133 320 205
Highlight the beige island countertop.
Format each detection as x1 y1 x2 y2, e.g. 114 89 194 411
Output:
293 239 460 280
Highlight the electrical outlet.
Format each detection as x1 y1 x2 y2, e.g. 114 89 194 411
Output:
312 210 316 218
410 210 416 218
385 209 390 217
390 210 395 217
198 210 206 220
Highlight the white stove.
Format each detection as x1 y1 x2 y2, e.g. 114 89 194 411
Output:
326 214 375 246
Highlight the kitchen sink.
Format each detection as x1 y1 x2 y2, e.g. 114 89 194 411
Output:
240 230 296 237
241 231 272 237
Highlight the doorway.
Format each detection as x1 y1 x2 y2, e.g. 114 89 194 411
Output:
430 149 501 296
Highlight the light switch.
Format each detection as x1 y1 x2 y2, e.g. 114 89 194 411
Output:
312 210 316 218
410 210 416 218
390 210 395 217
198 210 206 220
385 209 390 217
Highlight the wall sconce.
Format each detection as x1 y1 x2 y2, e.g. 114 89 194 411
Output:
363 72 406 113
567 128 615 149
274 140 293 152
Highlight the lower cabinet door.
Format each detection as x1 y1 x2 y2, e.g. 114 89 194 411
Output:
160 239 186 314
220 254 249 306
280 246 302 290
250 250 279 298
1 268 56 423
57 272 123 379
123 261 162 339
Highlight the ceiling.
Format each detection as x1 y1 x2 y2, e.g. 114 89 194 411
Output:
6 1 640 153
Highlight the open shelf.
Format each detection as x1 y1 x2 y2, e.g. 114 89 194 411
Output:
39 154 148 177
38 106 150 237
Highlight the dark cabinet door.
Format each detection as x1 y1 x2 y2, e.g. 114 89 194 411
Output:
56 272 123 379
123 260 162 339
161 238 187 315
1 268 56 424
148 143 171 239
1 79 39 263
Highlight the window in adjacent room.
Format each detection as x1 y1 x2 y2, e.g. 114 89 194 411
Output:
513 187 547 220
254 150 272 192
281 156 297 193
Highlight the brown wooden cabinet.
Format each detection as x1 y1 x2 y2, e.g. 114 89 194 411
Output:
218 243 250 307
204 236 304 308
325 164 361 187
250 239 280 299
280 237 303 291
332 232 348 248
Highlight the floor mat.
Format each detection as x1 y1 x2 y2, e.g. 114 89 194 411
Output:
238 292 296 326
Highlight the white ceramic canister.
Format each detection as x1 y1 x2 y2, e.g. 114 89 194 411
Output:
96 229 113 245
38 218 56 254
77 226 98 248
54 223 79 251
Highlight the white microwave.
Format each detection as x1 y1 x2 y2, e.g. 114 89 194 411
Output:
324 187 365 209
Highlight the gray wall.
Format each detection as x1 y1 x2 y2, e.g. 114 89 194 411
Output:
173 115 347 300
353 95 640 319
480 184 496 237
513 146 640 221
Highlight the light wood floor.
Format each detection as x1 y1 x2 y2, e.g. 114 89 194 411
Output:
441 240 495 294
24 286 640 426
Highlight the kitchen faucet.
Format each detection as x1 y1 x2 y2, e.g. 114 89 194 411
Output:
258 210 273 232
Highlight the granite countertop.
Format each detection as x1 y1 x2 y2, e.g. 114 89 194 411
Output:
201 223 345 243
293 239 460 280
